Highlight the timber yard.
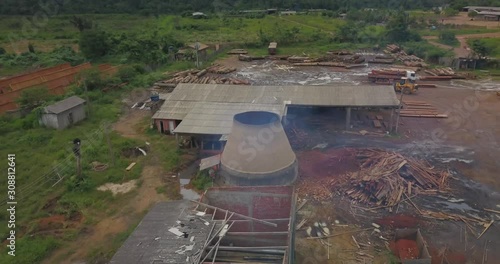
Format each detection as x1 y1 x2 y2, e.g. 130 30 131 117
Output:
1 6 500 264
111 44 499 264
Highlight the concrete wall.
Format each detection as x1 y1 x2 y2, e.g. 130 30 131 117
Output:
41 113 59 129
42 104 86 129
200 186 295 263
220 160 298 186
153 118 176 134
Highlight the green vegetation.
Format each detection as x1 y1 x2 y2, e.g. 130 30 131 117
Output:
438 31 459 46
469 38 500 58
191 170 213 190
0 62 188 262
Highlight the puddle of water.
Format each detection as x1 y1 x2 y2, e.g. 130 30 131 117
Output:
436 158 473 164
438 201 480 213
180 178 200 200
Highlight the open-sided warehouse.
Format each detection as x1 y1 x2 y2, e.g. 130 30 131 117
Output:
152 83 400 151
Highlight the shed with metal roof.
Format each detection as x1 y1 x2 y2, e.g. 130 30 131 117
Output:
41 96 86 130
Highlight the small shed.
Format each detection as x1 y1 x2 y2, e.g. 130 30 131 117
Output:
268 42 278 55
41 96 86 129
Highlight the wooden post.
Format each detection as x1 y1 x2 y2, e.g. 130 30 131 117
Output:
345 107 351 130
105 124 115 166
389 108 394 132
395 92 404 134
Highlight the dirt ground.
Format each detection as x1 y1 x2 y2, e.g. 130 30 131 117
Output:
443 12 500 29
42 108 178 263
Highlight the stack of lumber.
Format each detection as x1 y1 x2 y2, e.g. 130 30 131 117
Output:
238 54 266 61
160 68 249 85
287 56 310 63
293 62 345 67
227 49 248 55
384 44 427 67
400 100 447 118
385 44 401 53
422 67 465 80
368 58 395 64
343 149 450 206
207 64 236 74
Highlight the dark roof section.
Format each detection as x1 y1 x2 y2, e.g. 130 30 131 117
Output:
110 200 214 264
45 96 86 114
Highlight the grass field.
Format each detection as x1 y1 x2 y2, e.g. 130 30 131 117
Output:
468 37 500 58
0 14 350 54
0 59 191 262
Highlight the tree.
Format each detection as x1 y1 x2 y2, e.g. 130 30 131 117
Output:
334 22 360 43
468 10 478 18
470 40 491 58
16 86 53 108
443 8 459 17
79 30 111 59
439 31 458 46
70 16 93 32
386 12 411 43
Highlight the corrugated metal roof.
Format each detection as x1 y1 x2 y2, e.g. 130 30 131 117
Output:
110 200 214 264
154 83 399 135
173 102 284 135
165 83 399 107
199 154 221 170
44 96 86 114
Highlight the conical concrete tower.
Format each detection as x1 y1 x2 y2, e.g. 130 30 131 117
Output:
220 111 298 186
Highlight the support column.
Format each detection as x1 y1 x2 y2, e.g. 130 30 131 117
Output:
389 108 394 132
345 107 351 130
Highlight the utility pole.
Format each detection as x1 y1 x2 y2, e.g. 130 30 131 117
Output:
73 138 82 180
195 41 200 69
395 91 405 134
105 123 115 166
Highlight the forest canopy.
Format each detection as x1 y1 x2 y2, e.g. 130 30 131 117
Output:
1 0 500 15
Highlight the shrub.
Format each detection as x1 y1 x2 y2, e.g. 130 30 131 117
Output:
439 31 458 46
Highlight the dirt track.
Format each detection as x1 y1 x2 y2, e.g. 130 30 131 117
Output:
443 12 500 29
424 32 500 58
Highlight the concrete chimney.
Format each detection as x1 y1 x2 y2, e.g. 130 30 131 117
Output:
220 111 298 186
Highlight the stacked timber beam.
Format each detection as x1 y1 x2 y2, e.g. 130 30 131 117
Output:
156 66 249 87
421 67 465 80
287 53 366 68
367 68 406 84
343 149 450 207
400 100 448 118
384 44 427 67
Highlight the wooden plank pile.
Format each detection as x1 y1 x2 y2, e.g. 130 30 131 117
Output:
227 49 248 55
344 149 450 206
400 100 448 118
384 44 427 67
207 64 236 74
293 62 346 67
160 68 250 86
422 67 466 80
385 44 401 53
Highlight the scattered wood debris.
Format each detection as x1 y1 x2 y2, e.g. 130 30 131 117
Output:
158 67 249 86
91 161 108 171
206 64 236 74
343 149 450 207
400 100 448 118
